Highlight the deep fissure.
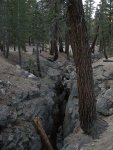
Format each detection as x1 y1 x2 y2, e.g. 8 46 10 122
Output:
41 79 70 150
51 79 70 150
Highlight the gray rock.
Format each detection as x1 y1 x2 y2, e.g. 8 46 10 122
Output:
47 68 61 80
28 89 40 99
63 82 79 138
96 88 113 116
0 123 42 150
16 65 21 69
28 73 37 80
62 144 74 150
70 71 76 80
0 88 5 95
0 105 17 128
66 65 75 74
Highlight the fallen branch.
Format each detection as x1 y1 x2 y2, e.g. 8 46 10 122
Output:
33 116 54 150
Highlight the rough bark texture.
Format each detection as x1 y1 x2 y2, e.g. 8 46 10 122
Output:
0 42 4 52
36 43 41 77
59 37 63 52
67 0 97 133
5 43 9 58
50 40 54 55
49 23 58 59
65 30 70 60
18 45 22 66
42 42 44 51
49 2 58 61
14 44 16 51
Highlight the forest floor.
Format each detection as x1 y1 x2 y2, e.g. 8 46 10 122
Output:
0 47 113 150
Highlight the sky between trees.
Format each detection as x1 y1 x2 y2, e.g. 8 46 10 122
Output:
83 0 100 6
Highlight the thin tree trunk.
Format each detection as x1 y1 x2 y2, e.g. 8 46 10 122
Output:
22 43 26 52
0 42 4 52
14 44 16 51
108 0 112 50
53 39 58 61
50 40 54 55
99 39 103 52
67 0 97 134
103 41 108 59
90 25 99 53
36 43 41 77
3 44 5 56
65 30 70 60
49 1 58 61
59 37 63 52
42 42 44 51
5 43 9 58
29 37 31 46
18 45 21 66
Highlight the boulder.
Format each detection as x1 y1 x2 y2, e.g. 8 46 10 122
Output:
47 68 61 80
28 73 38 80
63 82 79 138
0 123 42 150
0 105 17 128
97 88 113 116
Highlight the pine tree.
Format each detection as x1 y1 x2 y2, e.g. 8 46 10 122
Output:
67 0 97 133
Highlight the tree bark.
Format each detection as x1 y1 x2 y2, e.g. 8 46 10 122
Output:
53 39 58 61
29 37 31 46
42 42 44 51
103 41 108 59
50 40 54 55
36 43 41 77
5 43 9 58
65 30 70 60
59 37 63 52
0 42 4 52
50 21 58 60
14 44 16 51
18 45 22 66
67 0 97 134
49 1 58 61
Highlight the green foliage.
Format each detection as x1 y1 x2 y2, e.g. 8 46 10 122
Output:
26 58 36 74
84 0 95 42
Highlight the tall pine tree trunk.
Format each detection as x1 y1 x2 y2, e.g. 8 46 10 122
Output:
18 45 21 66
65 30 70 60
49 1 58 61
67 0 97 133
108 0 112 50
50 40 54 55
36 43 41 77
5 43 9 58
59 37 63 52
14 44 16 51
50 20 58 61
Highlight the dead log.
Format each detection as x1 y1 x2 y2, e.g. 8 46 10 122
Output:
33 116 54 150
